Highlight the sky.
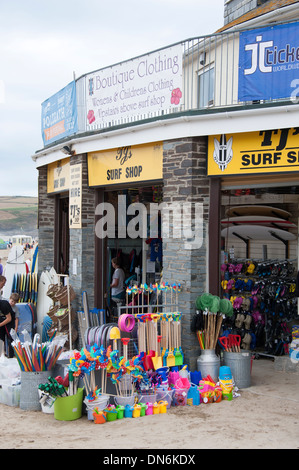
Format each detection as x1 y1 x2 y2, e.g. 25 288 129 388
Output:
0 0 225 197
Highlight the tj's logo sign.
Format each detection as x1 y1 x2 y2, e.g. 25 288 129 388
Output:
213 135 233 172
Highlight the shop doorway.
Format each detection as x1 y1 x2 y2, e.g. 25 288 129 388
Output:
220 184 299 358
99 185 163 317
54 195 70 275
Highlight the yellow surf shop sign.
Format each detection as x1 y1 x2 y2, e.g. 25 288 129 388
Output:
208 128 299 176
88 142 163 187
47 158 70 193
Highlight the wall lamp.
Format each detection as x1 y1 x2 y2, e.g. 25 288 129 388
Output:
61 145 75 156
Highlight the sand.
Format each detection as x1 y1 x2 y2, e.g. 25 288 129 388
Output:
1 358 298 450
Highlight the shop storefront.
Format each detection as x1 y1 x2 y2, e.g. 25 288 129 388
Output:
208 127 299 357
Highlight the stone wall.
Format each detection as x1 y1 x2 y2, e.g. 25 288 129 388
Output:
37 165 55 272
162 137 210 370
69 154 96 312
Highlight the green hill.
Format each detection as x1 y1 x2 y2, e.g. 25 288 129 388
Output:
0 196 38 237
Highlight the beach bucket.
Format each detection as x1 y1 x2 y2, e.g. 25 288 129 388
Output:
137 391 156 405
145 402 153 415
156 367 169 382
187 384 200 406
190 371 202 385
54 388 83 421
105 409 117 422
139 402 147 417
172 389 188 406
116 405 125 419
84 394 110 420
153 402 160 414
20 371 54 411
223 351 252 389
156 387 174 409
132 404 141 418
124 404 134 418
93 411 107 424
158 400 168 413
38 389 55 414
168 371 180 386
114 394 136 407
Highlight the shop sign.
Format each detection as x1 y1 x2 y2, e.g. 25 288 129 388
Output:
208 128 299 176
47 158 70 193
85 45 182 126
69 164 82 229
88 142 163 186
238 22 299 101
41 81 78 146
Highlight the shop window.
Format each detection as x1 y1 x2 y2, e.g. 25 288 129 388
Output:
198 67 214 108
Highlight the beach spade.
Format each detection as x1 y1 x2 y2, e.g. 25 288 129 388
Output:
152 335 163 370
110 326 120 351
174 324 183 366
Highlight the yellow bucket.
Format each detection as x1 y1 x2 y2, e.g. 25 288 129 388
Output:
132 404 141 418
153 402 160 415
158 400 168 414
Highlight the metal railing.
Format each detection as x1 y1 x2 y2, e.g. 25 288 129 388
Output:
70 20 298 138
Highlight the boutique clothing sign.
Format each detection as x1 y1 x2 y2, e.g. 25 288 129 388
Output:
85 45 182 126
41 81 78 146
238 22 299 102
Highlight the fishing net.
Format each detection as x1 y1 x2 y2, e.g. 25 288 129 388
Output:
219 298 233 317
195 293 214 311
210 296 220 313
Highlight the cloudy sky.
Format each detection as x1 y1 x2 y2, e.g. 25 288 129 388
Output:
0 0 225 197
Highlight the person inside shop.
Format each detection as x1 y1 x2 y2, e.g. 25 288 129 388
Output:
0 275 6 299
9 293 20 333
0 258 3 276
0 299 15 358
110 257 126 305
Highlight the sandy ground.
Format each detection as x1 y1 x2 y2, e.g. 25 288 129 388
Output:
1 357 298 451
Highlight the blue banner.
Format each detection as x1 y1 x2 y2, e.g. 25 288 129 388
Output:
238 22 299 102
41 81 78 146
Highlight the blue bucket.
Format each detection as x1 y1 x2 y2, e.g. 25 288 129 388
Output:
219 366 232 381
190 371 202 385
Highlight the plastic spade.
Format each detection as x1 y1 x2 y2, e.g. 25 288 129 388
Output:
110 326 121 350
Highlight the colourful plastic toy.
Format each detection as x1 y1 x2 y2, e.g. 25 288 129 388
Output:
93 408 107 424
124 404 134 418
146 402 153 415
158 400 168 413
132 404 141 418
153 402 160 414
116 405 124 419
139 402 147 417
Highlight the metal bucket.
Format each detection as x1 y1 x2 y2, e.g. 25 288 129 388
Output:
20 371 54 411
197 349 220 382
223 351 252 389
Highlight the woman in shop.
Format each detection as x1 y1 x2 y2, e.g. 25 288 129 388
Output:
110 257 126 304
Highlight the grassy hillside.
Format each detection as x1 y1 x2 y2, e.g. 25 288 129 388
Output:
0 196 38 237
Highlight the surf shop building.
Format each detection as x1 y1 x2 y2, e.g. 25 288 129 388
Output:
32 1 299 367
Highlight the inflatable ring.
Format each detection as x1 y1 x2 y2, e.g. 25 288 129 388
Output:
118 314 135 332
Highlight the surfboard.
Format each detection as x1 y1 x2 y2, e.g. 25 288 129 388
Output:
49 266 59 285
225 205 291 220
31 245 38 273
2 245 26 300
36 270 54 336
221 215 296 228
17 303 34 341
221 225 297 241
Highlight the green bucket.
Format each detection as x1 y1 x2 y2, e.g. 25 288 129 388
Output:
106 410 117 422
54 388 83 421
139 403 147 417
